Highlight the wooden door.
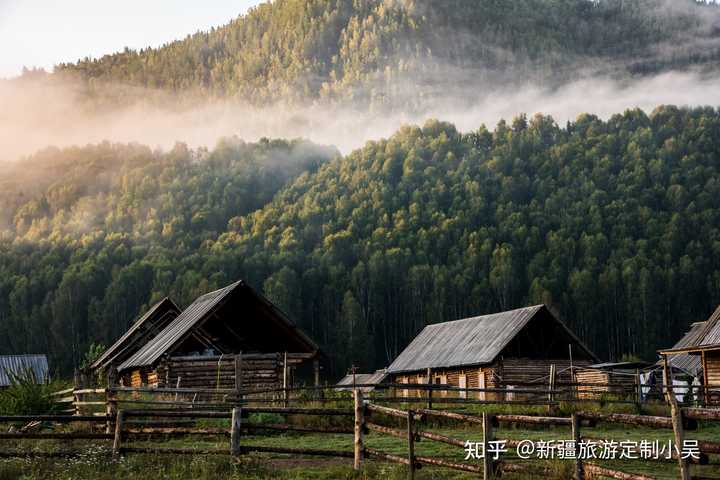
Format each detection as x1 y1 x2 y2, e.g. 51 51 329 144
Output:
459 374 467 399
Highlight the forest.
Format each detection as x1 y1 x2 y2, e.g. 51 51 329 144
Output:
50 0 720 109
3 105 720 378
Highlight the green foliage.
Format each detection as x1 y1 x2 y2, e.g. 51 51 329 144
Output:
46 0 720 108
3 106 720 380
80 342 107 370
0 368 61 415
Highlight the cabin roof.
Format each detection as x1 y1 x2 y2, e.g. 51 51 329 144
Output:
118 280 318 371
387 305 597 374
90 297 181 372
336 369 388 392
0 355 49 386
659 305 720 357
656 321 706 376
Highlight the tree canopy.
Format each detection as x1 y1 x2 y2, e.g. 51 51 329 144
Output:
2 106 720 378
51 0 720 108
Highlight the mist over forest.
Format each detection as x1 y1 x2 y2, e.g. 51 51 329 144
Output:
3 0 720 377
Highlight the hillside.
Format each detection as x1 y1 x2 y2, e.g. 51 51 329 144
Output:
0 138 337 369
53 0 720 107
3 106 720 375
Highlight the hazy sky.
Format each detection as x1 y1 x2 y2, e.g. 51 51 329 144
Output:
0 0 264 78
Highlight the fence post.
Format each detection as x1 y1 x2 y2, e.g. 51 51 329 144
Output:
283 351 289 407
106 390 117 435
353 389 364 470
235 351 243 403
482 412 494 480
105 369 117 434
572 413 584 480
231 406 242 458
426 368 433 409
664 355 691 480
407 408 415 480
112 410 125 459
635 368 642 407
547 364 556 411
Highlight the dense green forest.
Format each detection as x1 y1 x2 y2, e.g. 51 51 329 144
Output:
3 106 720 378
52 0 720 108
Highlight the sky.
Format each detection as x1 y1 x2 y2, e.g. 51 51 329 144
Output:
0 0 264 78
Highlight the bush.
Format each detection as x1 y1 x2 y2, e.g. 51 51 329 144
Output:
0 368 62 415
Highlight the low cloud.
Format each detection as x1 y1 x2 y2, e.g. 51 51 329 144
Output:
1 69 720 165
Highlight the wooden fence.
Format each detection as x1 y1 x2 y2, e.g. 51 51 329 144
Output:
4 386 720 479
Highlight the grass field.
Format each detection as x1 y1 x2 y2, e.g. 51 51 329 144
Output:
1 401 720 479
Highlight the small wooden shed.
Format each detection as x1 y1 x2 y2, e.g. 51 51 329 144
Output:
114 280 321 391
335 369 389 393
387 305 598 400
575 361 652 400
659 305 720 405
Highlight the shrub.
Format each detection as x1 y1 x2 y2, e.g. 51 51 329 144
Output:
0 367 62 415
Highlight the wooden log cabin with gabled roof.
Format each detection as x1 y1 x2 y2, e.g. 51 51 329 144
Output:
103 280 321 391
387 305 598 399
659 304 720 405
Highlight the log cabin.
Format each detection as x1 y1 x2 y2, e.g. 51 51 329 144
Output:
659 305 720 405
110 280 320 391
386 305 598 400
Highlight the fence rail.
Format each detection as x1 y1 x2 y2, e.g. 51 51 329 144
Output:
3 382 719 478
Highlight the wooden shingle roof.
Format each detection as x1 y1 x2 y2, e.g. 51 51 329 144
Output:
387 305 595 374
119 280 319 371
90 297 181 372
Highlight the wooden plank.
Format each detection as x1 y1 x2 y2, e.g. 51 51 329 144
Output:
51 387 75 397
230 407 242 457
126 427 229 435
407 409 416 480
113 410 125 459
416 456 481 473
572 413 584 480
416 408 483 425
584 463 656 480
416 430 464 447
578 411 674 429
365 447 411 465
354 389 364 470
0 432 113 439
482 412 494 480
0 415 111 422
367 403 421 420
121 447 227 455
495 414 571 426
243 423 352 434
240 445 353 457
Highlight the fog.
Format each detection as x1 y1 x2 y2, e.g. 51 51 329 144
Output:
2 68 720 164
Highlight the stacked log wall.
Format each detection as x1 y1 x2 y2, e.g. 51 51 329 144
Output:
155 354 284 390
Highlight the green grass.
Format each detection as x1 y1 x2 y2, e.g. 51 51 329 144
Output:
2 402 720 479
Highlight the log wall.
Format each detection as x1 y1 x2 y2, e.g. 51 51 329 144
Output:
156 354 283 390
118 353 314 391
392 358 588 400
706 352 720 387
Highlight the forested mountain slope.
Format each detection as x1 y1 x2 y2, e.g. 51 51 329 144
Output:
3 106 720 376
0 138 336 369
54 0 720 107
